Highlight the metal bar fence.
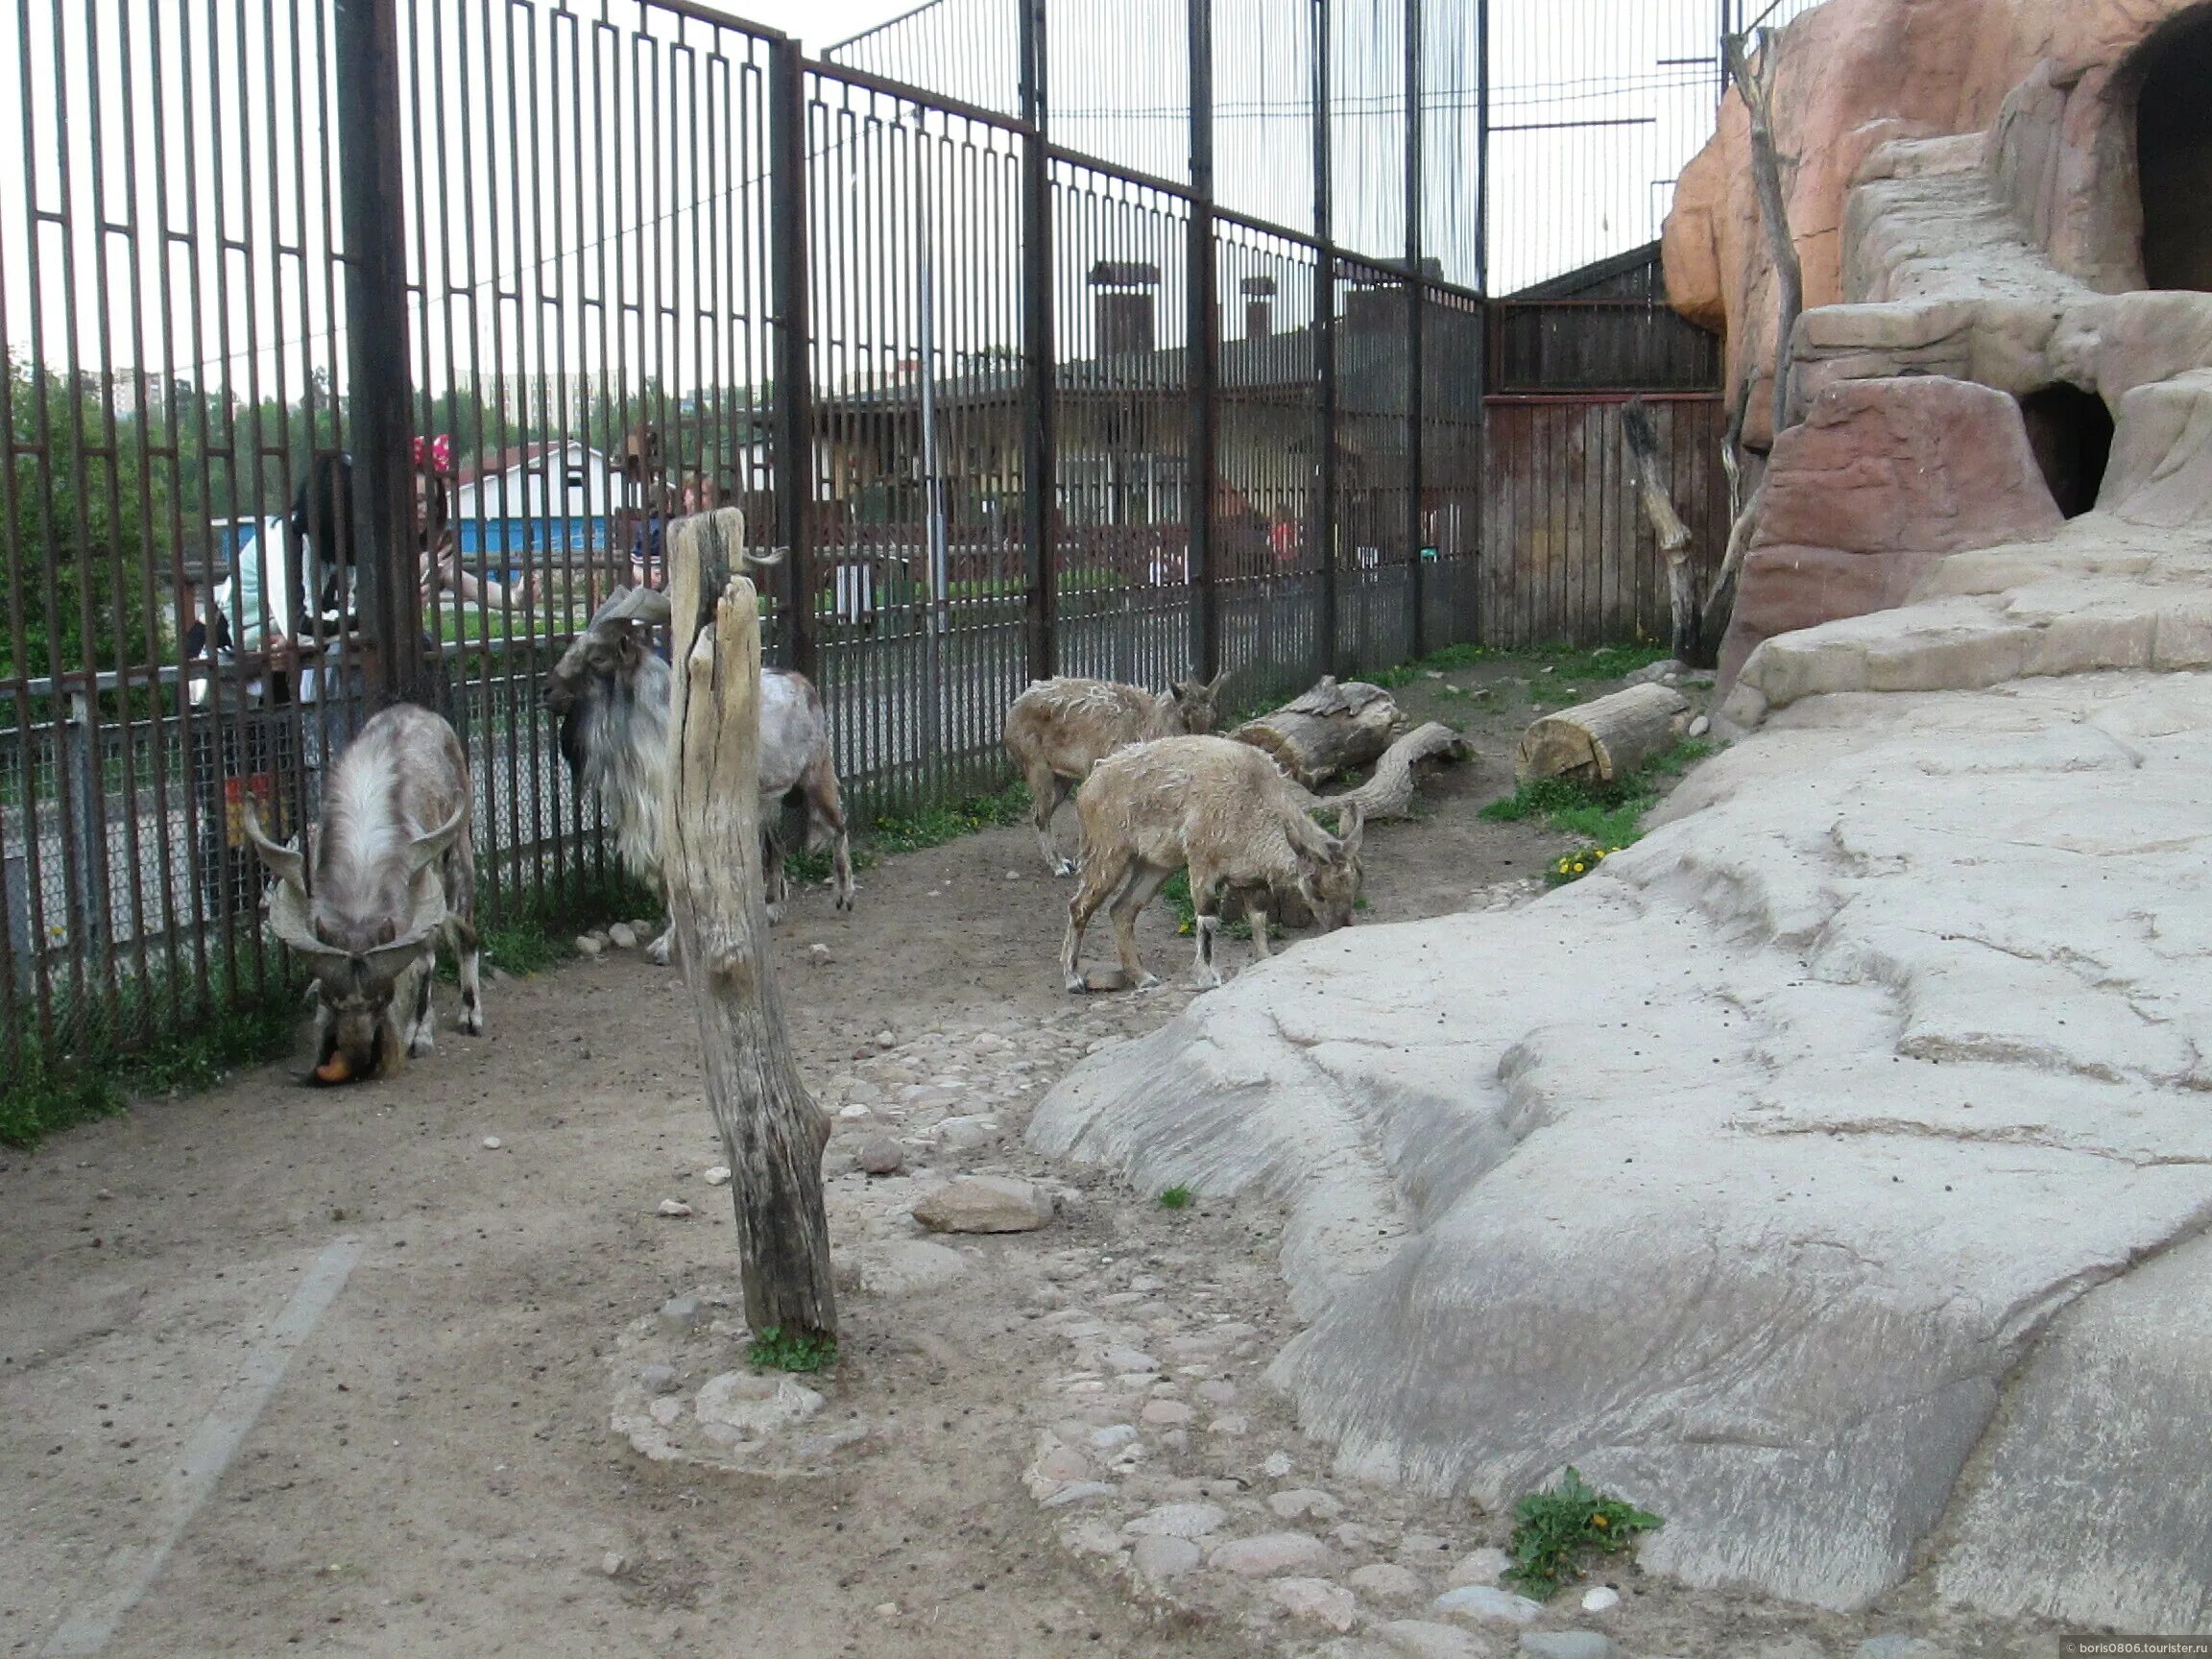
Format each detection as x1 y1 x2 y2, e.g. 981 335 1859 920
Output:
2 0 1751 1082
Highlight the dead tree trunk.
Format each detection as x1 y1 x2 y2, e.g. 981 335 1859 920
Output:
1514 684 1690 785
1317 721 1469 822
1623 398 1699 665
1234 677 1407 788
662 509 836 1343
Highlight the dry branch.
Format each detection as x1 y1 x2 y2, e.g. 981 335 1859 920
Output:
1726 29 1802 449
1315 721 1470 822
1234 677 1407 788
1623 397 1699 665
663 508 837 1344
1514 684 1691 786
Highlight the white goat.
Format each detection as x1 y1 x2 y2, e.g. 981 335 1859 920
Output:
1004 670 1228 875
542 584 853 963
246 703 480 1084
1061 733 1363 993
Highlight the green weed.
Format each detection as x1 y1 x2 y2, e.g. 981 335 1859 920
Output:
1479 739 1709 853
1157 1185 1194 1210
746 1326 839 1373
1503 1467 1663 1600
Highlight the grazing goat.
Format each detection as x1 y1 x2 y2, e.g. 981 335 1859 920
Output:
1061 733 1363 993
541 585 853 963
1004 670 1228 876
246 704 481 1084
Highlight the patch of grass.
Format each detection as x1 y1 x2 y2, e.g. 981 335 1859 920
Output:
1503 1467 1663 1600
746 1326 839 1373
439 868 661 984
1157 1185 1194 1210
1479 738 1711 854
0 972 304 1149
1372 639 1672 692
869 779 1033 857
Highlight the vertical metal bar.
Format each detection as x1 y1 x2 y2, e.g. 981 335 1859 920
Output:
1405 0 1426 661
335 0 419 707
770 38 816 682
1187 0 1218 682
1019 0 1055 682
1475 0 1490 297
1311 0 1338 678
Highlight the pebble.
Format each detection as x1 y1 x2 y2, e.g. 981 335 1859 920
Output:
480 1136 502 1150
807 943 830 962
1208 1415 1249 1436
1005 870 1022 882
608 923 637 950
1122 1503 1228 1539
1434 1585 1545 1626
1447 1547 1510 1587
1378 1621 1489 1659
1262 1451 1294 1479
875 1030 896 1047
647 1396 684 1428
575 934 605 958
1089 1424 1139 1452
1208 1532 1332 1577
1269 1577 1358 1631
638 1363 680 1396
1034 1446 1092 1484
656 1199 693 1218
1688 713 1711 739
1064 1521 1125 1557
702 1166 732 1186
1040 1481 1117 1509
1140 1400 1195 1427
1102 1346 1160 1374
911 1175 1055 1234
858 1137 907 1177
600 1551 628 1578
837 1104 873 1121
1350 1563 1423 1600
1132 1535 1202 1582
1579 1586 1620 1614
875 1602 900 1618
1519 1634 1619 1659
933 1115 1001 1150
659 1295 703 1333
1268 1487 1343 1521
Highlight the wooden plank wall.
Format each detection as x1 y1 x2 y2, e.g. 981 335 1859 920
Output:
1479 392 1730 648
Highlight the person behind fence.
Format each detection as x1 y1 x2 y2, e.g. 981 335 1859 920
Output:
628 473 711 590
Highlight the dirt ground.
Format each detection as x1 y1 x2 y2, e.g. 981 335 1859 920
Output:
0 660 2059 1659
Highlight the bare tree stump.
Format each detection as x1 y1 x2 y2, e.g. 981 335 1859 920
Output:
663 509 836 1344
1514 684 1690 785
1321 721 1470 822
1235 677 1408 788
1623 398 1700 666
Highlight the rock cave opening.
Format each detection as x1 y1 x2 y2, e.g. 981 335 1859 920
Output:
2018 384 2114 519
2137 6 2212 292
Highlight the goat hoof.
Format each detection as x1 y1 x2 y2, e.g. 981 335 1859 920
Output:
458 1011 484 1037
1136 974 1164 992
1064 977 1089 996
408 1033 436 1058
1053 859 1075 878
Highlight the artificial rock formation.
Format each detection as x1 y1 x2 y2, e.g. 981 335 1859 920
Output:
1031 670 2212 1626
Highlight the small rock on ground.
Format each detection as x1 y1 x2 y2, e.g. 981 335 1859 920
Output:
1270 1577 1358 1631
608 923 637 950
858 1136 907 1176
1579 1587 1620 1614
911 1174 1055 1234
480 1135 502 1150
1378 1622 1490 1659
1209 1532 1333 1577
857 1239 969 1297
1132 1535 1202 1582
1519 1634 1618 1659
1268 1487 1344 1521
656 1198 692 1218
575 935 605 958
1433 1585 1544 1625
1447 1548 1508 1587
703 1166 732 1186
1123 1503 1228 1539
1348 1563 1423 1600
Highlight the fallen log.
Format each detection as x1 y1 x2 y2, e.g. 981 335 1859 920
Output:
1234 677 1407 788
1316 721 1470 823
1514 683 1689 785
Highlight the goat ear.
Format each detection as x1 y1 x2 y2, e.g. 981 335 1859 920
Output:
628 588 672 627
405 804 468 877
1334 803 1364 861
243 800 306 890
1207 667 1229 694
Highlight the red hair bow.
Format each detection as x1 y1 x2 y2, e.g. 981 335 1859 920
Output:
412 433 454 475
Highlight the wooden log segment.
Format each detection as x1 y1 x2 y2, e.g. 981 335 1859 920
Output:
1234 677 1407 788
1321 721 1471 823
1514 683 1690 785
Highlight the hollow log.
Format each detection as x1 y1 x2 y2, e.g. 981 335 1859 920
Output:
1319 721 1470 823
663 509 837 1344
1514 684 1690 785
1235 677 1408 788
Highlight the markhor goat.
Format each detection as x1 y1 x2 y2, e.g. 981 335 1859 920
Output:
1003 670 1228 875
542 585 853 963
1061 733 1362 993
247 703 481 1084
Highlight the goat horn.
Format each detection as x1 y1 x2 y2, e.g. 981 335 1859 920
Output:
242 799 306 890
626 588 672 625
586 585 653 630
265 878 345 960
360 869 449 981
405 803 469 876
